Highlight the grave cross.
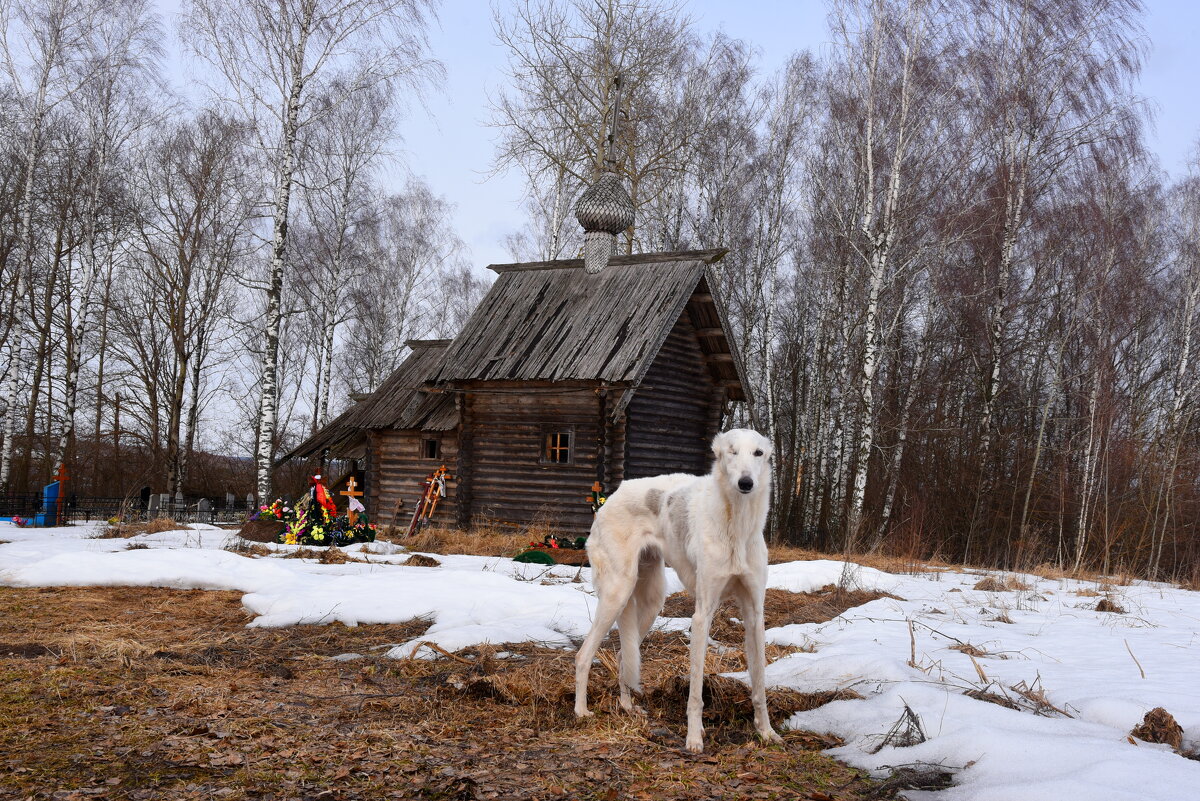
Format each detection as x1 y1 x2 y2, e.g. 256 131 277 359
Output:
54 463 70 526
341 476 364 525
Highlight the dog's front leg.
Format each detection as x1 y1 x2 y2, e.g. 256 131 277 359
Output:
685 589 718 753
740 588 783 745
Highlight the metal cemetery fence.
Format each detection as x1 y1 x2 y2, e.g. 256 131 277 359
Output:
0 492 258 526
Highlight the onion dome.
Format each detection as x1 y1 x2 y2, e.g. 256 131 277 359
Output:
575 171 635 274
574 75 634 274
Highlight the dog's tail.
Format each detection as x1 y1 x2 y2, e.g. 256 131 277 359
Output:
632 546 667 633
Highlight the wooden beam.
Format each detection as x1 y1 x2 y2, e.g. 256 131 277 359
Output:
704 353 735 363
689 293 713 303
695 327 724 337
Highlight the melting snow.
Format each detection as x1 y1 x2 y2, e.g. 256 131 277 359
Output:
2 522 1198 799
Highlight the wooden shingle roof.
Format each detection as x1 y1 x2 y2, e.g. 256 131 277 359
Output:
428 249 747 399
283 340 457 461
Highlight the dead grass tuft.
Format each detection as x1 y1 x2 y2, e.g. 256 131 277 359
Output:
963 688 1020 710
397 525 523 557
1130 707 1184 749
1032 562 1069 581
1095 597 1126 614
973 575 1029 592
99 517 189 538
871 703 926 752
404 553 442 568
278 546 365 564
950 642 989 658
973 577 1007 591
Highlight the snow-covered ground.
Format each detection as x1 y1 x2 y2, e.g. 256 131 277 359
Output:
2 522 1198 800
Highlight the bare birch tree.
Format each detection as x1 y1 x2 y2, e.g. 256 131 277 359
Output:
183 0 440 500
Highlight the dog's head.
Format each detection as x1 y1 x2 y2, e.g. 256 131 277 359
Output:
712 429 773 496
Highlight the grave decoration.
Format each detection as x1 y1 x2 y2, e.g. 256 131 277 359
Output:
512 487 594 565
405 465 452 537
249 474 377 547
588 481 607 514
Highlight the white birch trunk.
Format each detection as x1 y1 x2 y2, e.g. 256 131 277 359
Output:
255 86 305 501
1 56 53 490
254 12 313 501
1072 378 1100 572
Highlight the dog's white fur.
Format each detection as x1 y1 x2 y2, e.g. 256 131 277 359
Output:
574 428 780 753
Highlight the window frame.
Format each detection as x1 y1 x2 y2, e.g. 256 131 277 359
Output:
419 437 441 461
540 426 575 466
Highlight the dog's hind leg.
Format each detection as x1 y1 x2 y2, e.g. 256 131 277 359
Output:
574 564 638 718
734 580 783 745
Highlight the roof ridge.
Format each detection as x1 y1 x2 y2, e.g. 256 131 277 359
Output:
486 248 728 274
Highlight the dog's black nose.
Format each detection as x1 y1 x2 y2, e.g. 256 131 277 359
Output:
738 477 754 493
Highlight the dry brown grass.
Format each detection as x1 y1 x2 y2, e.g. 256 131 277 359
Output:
1131 707 1184 749
765 543 946 576
950 642 989 658
404 553 442 568
973 575 1031 592
1095 597 1127 614
278 546 367 564
661 584 898 646
99 517 190 538
1031 561 1143 588
393 526 954 579
0 585 891 801
393 524 525 557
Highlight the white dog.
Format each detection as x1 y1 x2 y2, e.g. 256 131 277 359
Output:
574 428 781 753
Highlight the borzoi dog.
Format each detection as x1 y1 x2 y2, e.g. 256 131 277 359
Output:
574 428 781 753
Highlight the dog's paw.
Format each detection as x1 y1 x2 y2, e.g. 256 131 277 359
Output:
575 707 594 719
684 735 705 754
759 728 784 745
618 698 647 715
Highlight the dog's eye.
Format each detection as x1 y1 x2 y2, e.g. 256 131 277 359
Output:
754 449 763 457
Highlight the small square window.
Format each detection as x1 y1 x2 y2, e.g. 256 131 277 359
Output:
420 438 440 460
543 430 573 464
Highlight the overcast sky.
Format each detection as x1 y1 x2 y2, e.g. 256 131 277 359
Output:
160 0 1200 271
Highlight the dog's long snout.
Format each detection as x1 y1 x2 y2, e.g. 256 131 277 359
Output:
737 476 754 494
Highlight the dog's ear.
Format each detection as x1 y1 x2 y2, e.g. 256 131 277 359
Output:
711 430 727 456
759 435 774 460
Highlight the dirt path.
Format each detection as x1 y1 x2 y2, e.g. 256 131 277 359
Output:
0 585 892 801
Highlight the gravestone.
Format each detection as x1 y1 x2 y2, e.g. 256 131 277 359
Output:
139 486 152 510
147 494 160 515
245 493 255 510
225 491 235 509
158 493 172 513
197 498 212 524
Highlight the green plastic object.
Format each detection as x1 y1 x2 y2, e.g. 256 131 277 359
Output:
513 549 557 565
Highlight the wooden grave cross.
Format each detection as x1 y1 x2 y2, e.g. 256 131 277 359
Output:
341 476 364 524
54 463 70 526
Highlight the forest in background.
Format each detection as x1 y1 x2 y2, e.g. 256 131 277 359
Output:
2 0 1199 581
